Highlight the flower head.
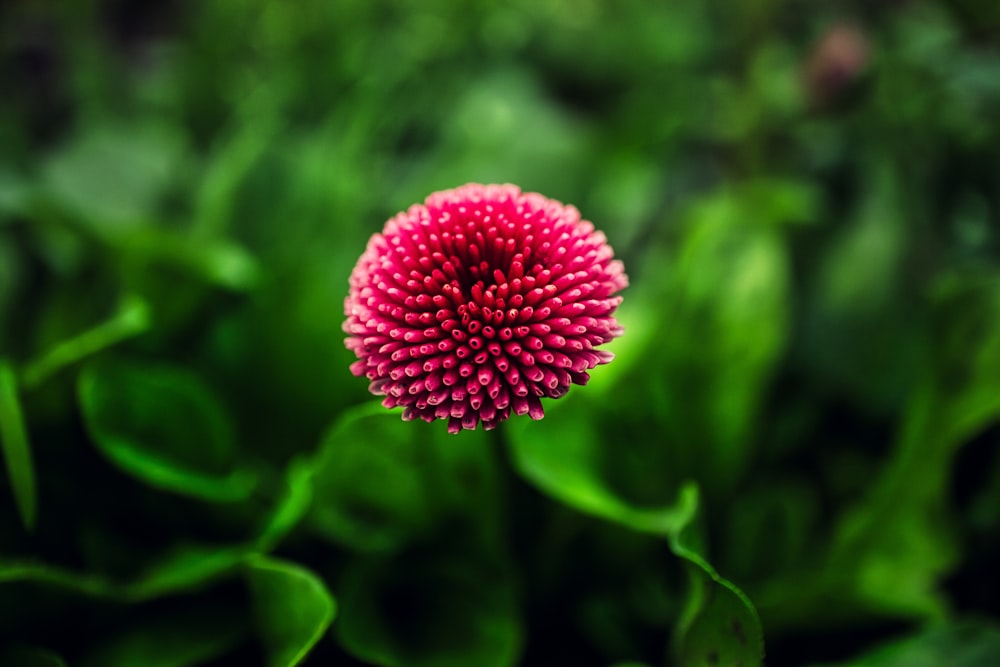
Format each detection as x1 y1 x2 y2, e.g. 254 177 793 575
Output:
344 183 627 433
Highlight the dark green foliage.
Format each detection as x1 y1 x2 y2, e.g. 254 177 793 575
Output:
2 1 1000 665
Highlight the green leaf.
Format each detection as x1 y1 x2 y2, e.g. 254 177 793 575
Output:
307 405 434 552
806 621 1000 667
668 484 765 667
40 122 186 232
0 543 247 602
508 405 765 667
79 606 246 667
0 166 32 220
0 360 37 530
802 161 915 410
125 543 249 601
307 404 499 552
827 271 1000 619
115 229 260 291
430 68 591 194
0 560 114 597
507 392 691 535
335 547 522 667
21 296 151 389
255 456 314 552
0 646 67 667
246 555 336 667
0 236 22 341
654 190 790 492
190 111 279 239
78 359 255 502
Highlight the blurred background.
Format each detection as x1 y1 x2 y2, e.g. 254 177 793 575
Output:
2 0 1000 665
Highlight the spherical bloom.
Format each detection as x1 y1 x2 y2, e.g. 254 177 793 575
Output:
344 183 627 434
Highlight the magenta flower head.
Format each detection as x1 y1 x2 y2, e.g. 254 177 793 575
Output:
344 183 627 434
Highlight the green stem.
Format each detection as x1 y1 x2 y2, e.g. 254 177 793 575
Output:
21 296 150 389
0 360 36 530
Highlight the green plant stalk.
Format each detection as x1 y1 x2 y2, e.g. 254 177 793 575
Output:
0 360 36 530
21 296 150 389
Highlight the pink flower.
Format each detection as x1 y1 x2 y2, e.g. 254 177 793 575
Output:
344 183 627 434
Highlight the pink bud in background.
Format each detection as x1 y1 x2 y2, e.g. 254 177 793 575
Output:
803 23 872 110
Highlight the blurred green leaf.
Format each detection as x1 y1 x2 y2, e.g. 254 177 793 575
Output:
802 161 915 409
307 404 499 553
78 359 255 502
0 647 67 667
127 544 249 601
587 156 663 251
510 404 763 666
425 68 591 194
508 393 691 535
246 555 336 667
749 43 805 120
39 123 187 232
335 547 521 667
0 543 246 602
0 559 113 597
306 405 434 552
21 296 151 389
742 178 821 227
191 113 280 239
723 477 821 583
79 606 246 667
0 234 20 335
654 187 790 492
828 271 1000 618
0 360 36 530
806 621 1000 667
669 484 765 667
255 456 314 552
116 229 260 291
0 166 31 220
925 273 1000 452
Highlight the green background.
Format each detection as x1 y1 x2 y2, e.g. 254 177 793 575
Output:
2 0 1000 665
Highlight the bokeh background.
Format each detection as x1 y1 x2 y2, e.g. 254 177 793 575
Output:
2 0 1000 665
